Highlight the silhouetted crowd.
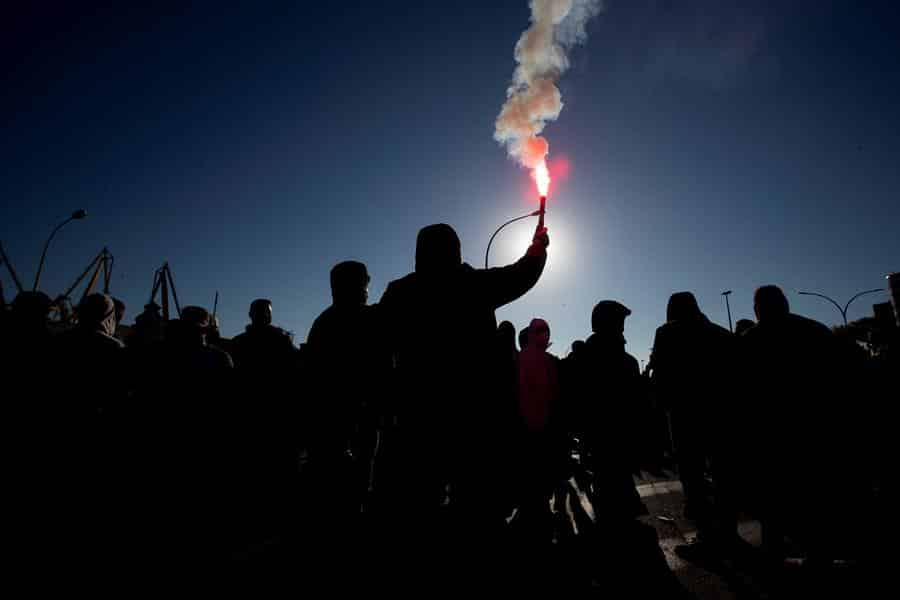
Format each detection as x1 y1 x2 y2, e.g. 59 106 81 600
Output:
1 223 895 594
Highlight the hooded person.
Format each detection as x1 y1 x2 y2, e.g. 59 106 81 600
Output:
649 292 740 561
513 318 567 533
374 222 547 572
517 318 558 433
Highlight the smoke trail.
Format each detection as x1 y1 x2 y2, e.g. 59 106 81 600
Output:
495 0 603 173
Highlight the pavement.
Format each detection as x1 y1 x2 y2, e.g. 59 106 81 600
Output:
562 473 888 599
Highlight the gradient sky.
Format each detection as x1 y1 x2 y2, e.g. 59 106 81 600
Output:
2 1 898 365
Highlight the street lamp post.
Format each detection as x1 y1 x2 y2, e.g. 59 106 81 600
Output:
32 209 87 292
0 240 25 294
722 290 733 333
797 288 885 326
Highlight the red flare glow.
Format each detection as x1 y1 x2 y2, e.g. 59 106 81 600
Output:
533 159 551 197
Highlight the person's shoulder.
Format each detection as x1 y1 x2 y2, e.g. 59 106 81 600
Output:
206 344 233 366
707 321 734 344
272 326 295 348
787 313 832 337
708 321 731 336
741 324 762 341
390 272 418 287
314 305 336 321
624 352 640 370
267 324 292 338
654 321 676 339
309 306 338 335
102 333 125 350
381 273 416 301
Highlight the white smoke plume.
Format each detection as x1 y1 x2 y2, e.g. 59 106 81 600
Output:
495 0 604 171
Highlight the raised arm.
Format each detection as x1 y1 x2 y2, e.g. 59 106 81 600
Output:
480 227 549 310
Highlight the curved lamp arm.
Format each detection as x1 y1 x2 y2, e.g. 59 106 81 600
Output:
485 210 540 269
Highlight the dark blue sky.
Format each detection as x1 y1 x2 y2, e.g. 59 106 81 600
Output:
2 1 898 362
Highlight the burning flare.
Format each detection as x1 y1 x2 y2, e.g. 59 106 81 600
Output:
494 0 603 193
534 159 551 197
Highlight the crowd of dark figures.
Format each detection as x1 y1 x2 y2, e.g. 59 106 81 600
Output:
2 222 896 595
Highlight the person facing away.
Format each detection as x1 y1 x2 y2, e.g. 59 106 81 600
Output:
564 301 689 595
495 320 520 426
565 300 648 520
739 285 859 561
229 299 298 547
497 320 518 361
230 298 295 373
165 306 234 371
131 305 235 566
5 292 63 572
54 293 127 441
52 294 126 567
649 291 740 559
517 318 559 433
513 318 566 533
306 260 389 514
375 223 548 532
3 291 53 367
56 293 126 408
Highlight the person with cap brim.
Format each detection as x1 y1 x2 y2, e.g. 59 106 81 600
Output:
305 260 389 517
566 300 649 520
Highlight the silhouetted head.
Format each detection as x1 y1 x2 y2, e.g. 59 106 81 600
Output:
133 302 164 342
667 292 703 322
754 285 790 324
249 299 273 327
571 339 586 355
592 300 632 336
415 224 461 274
12 291 52 327
735 319 756 336
518 327 529 351
330 261 370 307
497 320 516 352
113 298 126 325
78 293 117 336
135 302 161 325
181 306 212 341
527 318 551 351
